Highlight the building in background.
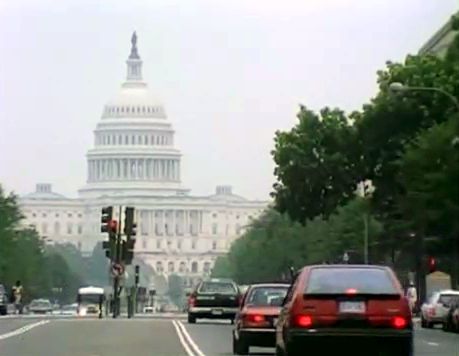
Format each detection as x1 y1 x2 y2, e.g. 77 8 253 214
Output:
19 33 268 285
419 12 458 57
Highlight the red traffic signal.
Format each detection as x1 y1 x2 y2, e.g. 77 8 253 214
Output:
428 256 436 273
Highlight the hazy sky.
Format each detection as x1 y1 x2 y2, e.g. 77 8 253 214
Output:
0 0 457 200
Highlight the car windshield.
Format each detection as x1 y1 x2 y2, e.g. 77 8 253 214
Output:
79 294 103 304
198 282 237 294
305 268 398 295
31 300 51 308
246 286 288 306
439 294 459 305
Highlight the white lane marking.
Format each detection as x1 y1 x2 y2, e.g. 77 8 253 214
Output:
426 341 439 347
0 320 50 340
172 320 197 356
176 320 206 356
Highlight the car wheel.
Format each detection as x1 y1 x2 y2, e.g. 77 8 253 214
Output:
187 314 196 324
0 307 6 316
420 316 427 328
232 332 249 355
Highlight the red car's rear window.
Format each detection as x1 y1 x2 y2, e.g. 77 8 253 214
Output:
305 267 398 295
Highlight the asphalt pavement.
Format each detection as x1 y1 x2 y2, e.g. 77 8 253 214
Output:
0 315 457 355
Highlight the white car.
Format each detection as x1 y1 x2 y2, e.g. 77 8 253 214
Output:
421 290 459 328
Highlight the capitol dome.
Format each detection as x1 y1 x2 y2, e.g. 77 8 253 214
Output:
79 32 189 198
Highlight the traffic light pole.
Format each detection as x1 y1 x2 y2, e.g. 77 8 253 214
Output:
113 205 123 318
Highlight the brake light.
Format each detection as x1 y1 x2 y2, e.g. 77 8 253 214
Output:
346 288 358 295
294 315 313 328
188 295 196 307
392 316 407 329
246 314 265 323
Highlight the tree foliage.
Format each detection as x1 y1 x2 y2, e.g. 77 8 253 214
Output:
0 185 83 303
220 203 382 284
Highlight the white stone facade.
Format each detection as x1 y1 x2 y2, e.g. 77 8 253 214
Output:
19 34 268 283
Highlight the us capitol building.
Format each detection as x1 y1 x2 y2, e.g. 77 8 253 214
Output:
19 33 268 284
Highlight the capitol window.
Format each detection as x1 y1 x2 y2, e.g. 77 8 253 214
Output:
137 135 141 144
144 135 148 145
168 261 174 273
142 239 147 249
121 107 124 113
212 241 217 250
125 135 129 145
177 240 182 250
67 223 73 235
42 213 47 218
191 261 198 273
156 261 163 273
32 213 36 217
42 223 48 234
127 107 130 113
118 135 122 145
131 135 135 145
236 224 241 235
156 240 161 249
77 225 82 234
54 222 60 234
142 106 146 113
212 223 218 235
147 107 151 113
68 213 72 218
191 241 196 249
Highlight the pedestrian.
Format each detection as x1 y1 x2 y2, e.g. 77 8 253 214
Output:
406 282 417 316
12 280 23 315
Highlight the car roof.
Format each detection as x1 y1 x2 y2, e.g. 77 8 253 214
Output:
248 283 290 289
201 278 236 283
306 264 390 269
438 290 459 295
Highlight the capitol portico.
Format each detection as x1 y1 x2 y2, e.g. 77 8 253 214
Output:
19 33 268 284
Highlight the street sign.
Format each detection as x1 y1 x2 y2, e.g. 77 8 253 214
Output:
111 263 125 277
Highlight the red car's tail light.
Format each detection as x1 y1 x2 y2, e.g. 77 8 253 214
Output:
293 314 313 328
392 316 408 329
246 314 265 323
188 295 196 307
345 288 358 295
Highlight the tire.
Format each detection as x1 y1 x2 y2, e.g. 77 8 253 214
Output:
0 306 6 316
232 332 249 355
187 313 196 324
421 316 427 328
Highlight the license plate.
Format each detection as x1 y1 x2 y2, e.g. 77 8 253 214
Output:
211 309 223 315
339 301 365 313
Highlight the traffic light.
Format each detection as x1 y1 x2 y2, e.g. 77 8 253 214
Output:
102 239 116 259
122 238 136 265
135 265 140 286
124 207 137 236
101 206 114 233
428 256 436 273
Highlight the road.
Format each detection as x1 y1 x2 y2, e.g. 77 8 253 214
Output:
0 316 457 355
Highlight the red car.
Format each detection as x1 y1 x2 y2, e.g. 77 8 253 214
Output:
233 283 290 355
275 265 413 356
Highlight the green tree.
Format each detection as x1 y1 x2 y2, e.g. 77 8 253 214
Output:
399 117 459 287
86 242 110 286
211 256 233 278
271 107 361 224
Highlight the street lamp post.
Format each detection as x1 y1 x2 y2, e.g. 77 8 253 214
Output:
357 180 375 264
388 82 459 112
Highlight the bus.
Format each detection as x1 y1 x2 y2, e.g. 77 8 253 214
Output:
77 286 105 317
